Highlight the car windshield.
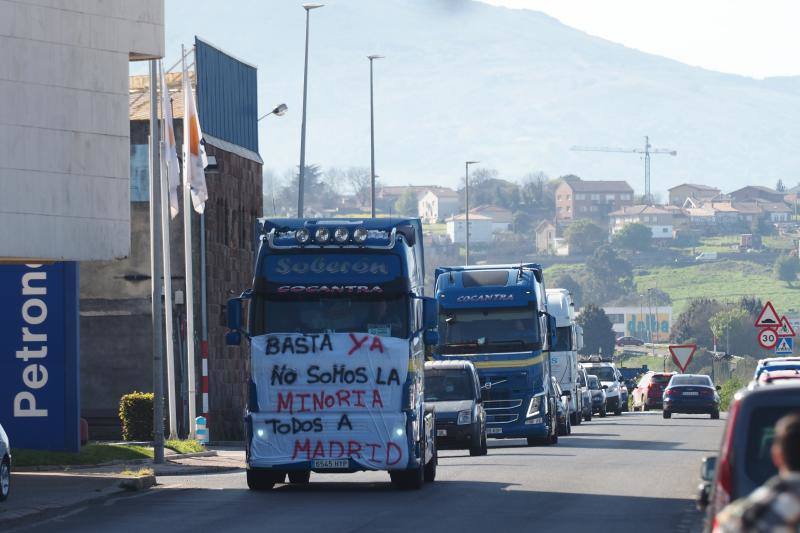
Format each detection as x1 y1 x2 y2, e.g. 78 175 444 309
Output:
424 370 474 402
669 375 712 387
437 304 540 354
587 376 600 390
586 367 616 382
745 406 797 488
651 375 671 385
253 294 408 338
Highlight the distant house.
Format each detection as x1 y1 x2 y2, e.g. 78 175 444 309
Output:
418 188 459 223
375 185 432 213
668 183 721 206
554 177 634 225
445 213 493 244
741 201 792 223
470 205 513 233
729 186 784 204
608 205 683 239
534 220 556 253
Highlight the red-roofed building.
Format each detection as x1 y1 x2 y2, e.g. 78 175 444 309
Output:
555 177 634 225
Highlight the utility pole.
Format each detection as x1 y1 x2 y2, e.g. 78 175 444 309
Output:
571 136 677 204
297 3 324 217
465 161 479 265
148 59 165 463
368 54 383 218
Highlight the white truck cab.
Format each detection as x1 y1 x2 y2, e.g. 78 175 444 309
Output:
546 289 584 425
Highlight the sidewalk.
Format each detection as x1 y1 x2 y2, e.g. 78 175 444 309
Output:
0 448 245 526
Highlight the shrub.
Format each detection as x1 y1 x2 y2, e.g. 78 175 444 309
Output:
719 377 744 412
119 392 154 441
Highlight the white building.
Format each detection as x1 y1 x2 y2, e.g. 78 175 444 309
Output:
608 205 683 240
418 188 459 223
471 205 513 234
446 213 493 244
0 1 165 260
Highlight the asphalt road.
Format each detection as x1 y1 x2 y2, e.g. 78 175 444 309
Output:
11 411 724 533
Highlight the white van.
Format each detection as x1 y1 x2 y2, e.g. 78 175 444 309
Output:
546 289 584 425
695 251 718 262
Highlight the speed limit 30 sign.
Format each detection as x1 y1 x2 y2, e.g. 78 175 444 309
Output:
758 327 779 349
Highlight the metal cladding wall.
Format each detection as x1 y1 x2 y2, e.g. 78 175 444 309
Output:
0 263 80 452
195 37 259 154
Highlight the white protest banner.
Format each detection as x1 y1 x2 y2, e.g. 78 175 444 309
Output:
249 333 410 470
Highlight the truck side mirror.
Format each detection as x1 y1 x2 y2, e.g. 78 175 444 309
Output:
700 456 717 482
423 297 438 330
226 296 246 346
547 315 557 347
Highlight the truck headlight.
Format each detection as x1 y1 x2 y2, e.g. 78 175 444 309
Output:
457 410 472 425
527 396 543 418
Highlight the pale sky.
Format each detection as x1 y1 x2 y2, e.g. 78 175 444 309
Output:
480 0 799 79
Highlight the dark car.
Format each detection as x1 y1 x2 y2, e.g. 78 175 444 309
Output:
662 374 720 419
616 336 645 347
551 377 571 436
587 375 607 417
577 367 592 422
424 361 487 456
697 382 800 528
1 423 10 501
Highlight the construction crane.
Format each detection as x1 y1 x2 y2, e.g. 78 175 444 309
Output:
570 136 677 204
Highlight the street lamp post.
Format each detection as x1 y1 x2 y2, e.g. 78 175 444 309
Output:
258 103 288 121
465 161 479 265
297 3 324 218
368 54 384 218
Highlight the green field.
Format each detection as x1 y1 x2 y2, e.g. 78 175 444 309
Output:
694 234 797 254
634 260 799 316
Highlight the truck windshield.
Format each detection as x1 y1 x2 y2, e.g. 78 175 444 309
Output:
252 294 409 338
424 370 474 401
437 304 540 354
553 326 572 351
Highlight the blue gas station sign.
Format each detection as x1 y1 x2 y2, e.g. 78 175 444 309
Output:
0 263 79 452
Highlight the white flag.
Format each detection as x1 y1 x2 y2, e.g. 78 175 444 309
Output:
160 66 181 218
182 66 208 214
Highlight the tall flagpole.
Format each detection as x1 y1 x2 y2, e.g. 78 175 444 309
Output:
158 60 178 440
181 44 198 438
148 59 165 463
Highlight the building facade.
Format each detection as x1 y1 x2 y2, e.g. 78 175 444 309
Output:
418 188 459 223
0 0 164 261
555 178 634 225
609 205 684 239
729 186 785 203
668 183 721 206
446 214 493 244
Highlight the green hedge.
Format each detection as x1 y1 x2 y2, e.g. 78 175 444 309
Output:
119 391 154 441
719 377 744 412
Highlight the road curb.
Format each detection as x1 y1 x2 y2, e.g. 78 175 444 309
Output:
15 450 217 472
153 465 244 477
119 474 157 491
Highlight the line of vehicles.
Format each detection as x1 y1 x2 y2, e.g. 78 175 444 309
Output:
225 216 640 490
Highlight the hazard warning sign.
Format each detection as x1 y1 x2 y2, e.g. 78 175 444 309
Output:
776 316 796 338
755 302 781 328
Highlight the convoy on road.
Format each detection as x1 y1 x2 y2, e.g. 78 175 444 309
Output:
218 216 799 511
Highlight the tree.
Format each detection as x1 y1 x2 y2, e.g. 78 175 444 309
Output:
564 219 606 255
774 253 800 286
709 308 748 353
394 189 418 216
576 304 616 356
581 245 635 305
670 298 724 349
613 223 652 251
550 273 584 308
776 179 787 192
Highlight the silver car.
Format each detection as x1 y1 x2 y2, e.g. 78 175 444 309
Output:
0 423 10 501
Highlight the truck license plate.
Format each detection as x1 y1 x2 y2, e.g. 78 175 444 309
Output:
436 429 447 437
487 427 502 434
313 459 349 469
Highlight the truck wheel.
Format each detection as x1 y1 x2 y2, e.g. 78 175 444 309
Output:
288 471 311 484
390 441 425 490
573 410 582 426
424 447 437 482
247 469 282 491
584 411 592 422
526 437 542 446
0 459 9 501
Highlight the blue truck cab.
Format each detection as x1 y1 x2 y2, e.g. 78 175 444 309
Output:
432 264 559 445
227 218 438 490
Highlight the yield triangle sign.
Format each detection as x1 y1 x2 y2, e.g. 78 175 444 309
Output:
755 301 781 327
776 316 796 337
669 344 697 373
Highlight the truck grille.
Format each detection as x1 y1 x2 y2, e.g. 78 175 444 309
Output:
484 399 523 424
